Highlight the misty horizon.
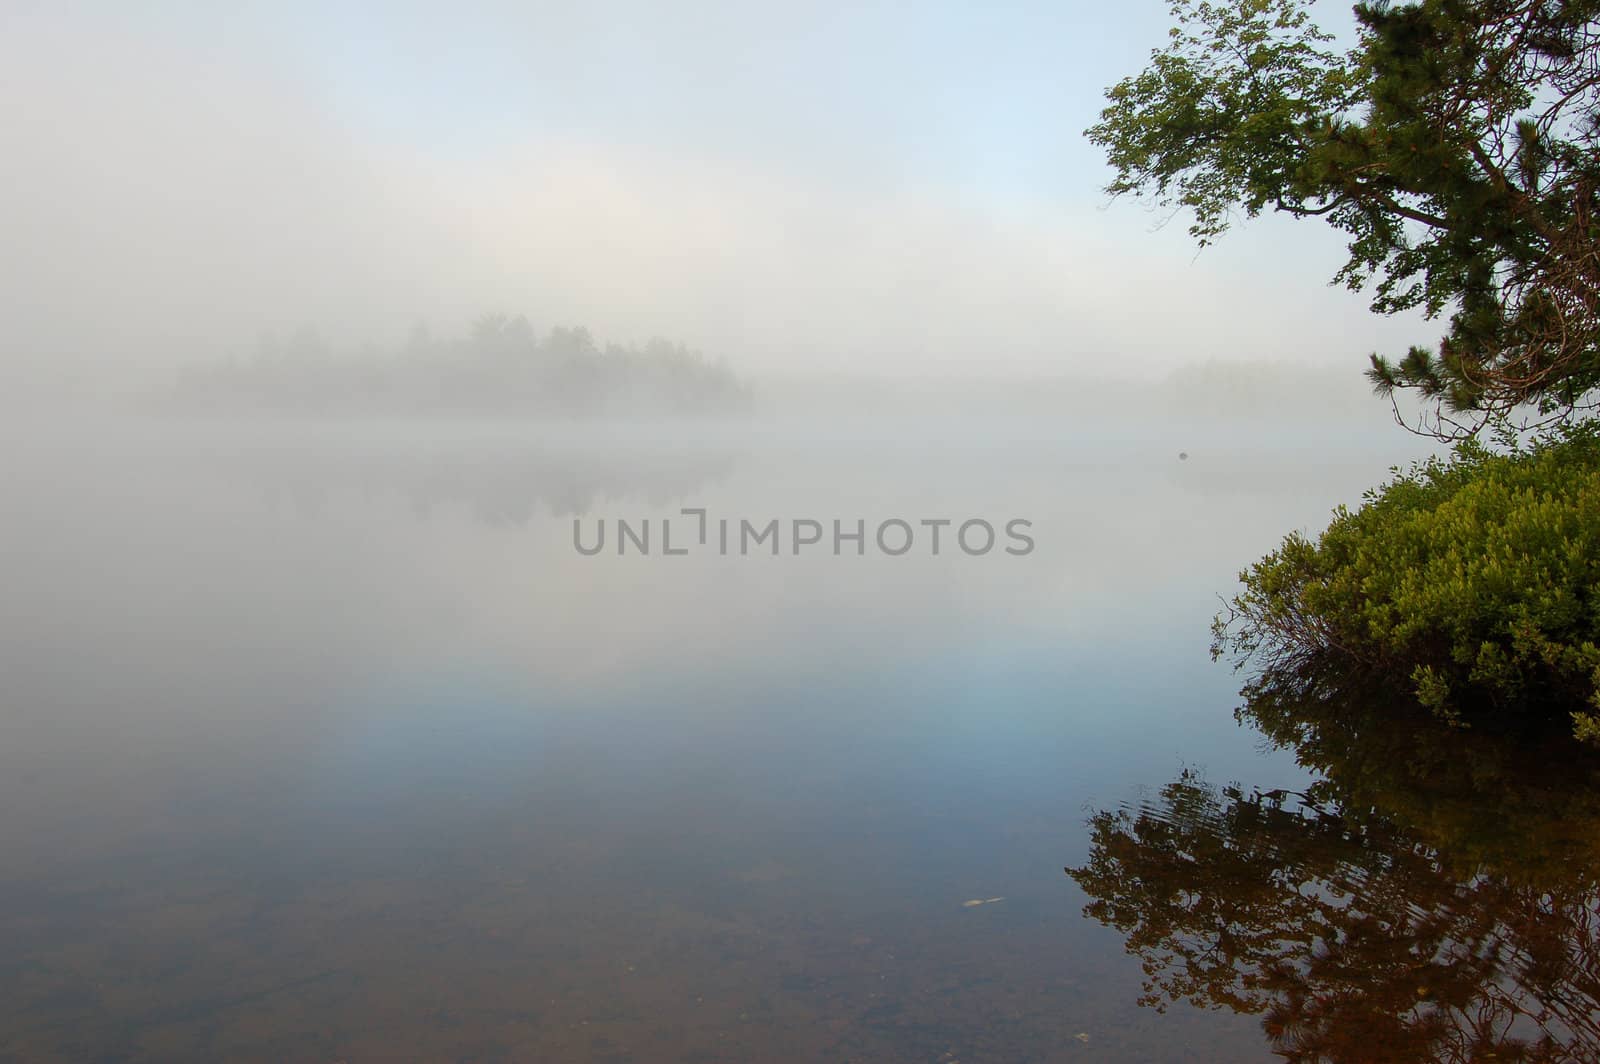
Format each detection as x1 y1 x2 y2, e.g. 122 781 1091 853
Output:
3 1 1444 402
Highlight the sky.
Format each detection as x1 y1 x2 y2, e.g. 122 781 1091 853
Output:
0 0 1434 382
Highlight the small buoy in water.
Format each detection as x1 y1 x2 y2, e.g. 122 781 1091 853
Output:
1178 451 1189 461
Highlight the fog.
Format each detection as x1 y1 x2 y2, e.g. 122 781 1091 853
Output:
3 1 1439 415
0 6 1466 1060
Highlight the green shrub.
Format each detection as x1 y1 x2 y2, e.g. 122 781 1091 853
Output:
1213 425 1600 743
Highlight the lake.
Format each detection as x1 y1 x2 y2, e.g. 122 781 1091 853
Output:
9 412 1556 1063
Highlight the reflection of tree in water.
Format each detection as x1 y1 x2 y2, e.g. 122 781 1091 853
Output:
234 448 737 524
1068 661 1600 1063
406 451 736 524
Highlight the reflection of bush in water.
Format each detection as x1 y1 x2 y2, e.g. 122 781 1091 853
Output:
1069 663 1600 1063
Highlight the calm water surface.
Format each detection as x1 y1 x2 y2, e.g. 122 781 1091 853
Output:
4 416 1527 1062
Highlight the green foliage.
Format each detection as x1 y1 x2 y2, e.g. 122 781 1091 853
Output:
1091 0 1357 247
1091 0 1600 434
1213 425 1600 742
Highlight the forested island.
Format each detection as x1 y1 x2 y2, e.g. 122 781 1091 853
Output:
164 314 751 418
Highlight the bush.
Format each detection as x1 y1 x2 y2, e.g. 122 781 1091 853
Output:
1212 425 1600 743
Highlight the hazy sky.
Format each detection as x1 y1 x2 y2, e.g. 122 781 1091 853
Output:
2 1 1433 380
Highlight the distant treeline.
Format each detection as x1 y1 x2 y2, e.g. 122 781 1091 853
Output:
167 315 752 417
